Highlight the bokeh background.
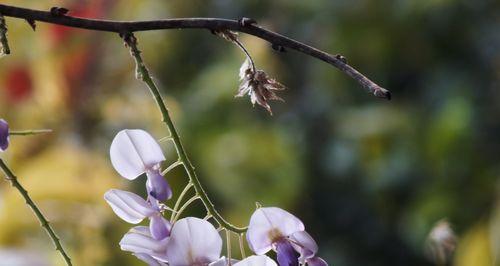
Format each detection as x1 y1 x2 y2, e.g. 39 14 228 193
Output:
0 0 499 265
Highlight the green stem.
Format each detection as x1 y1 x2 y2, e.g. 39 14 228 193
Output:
172 195 200 223
124 33 247 233
226 229 232 265
0 159 72 266
238 233 247 259
10 129 53 136
162 160 183 176
170 182 193 221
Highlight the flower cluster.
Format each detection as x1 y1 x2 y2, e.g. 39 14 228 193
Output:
105 129 327 266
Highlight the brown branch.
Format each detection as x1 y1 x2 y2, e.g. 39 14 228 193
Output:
0 3 390 99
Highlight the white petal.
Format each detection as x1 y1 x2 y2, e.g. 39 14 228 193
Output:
247 207 305 255
110 129 166 179
104 189 156 223
120 226 169 262
234 255 277 266
166 217 222 266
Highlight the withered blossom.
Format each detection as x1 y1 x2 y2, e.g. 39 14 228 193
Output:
425 219 457 265
213 29 239 43
236 58 285 114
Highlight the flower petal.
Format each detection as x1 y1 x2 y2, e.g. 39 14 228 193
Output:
233 255 277 266
133 253 167 266
306 257 328 266
290 231 318 262
120 226 169 262
104 189 156 223
239 58 251 80
276 240 299 266
0 119 9 152
247 207 305 255
150 214 171 240
110 129 166 179
166 217 222 266
146 170 172 201
208 256 239 266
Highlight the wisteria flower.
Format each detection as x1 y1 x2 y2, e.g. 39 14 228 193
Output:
247 207 327 266
110 129 172 201
236 58 285 114
0 119 9 152
120 225 169 264
104 189 171 240
233 255 277 266
166 217 222 266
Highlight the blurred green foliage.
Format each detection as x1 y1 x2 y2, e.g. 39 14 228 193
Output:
0 0 499 265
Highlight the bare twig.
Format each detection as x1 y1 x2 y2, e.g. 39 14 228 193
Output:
0 3 390 99
0 159 72 266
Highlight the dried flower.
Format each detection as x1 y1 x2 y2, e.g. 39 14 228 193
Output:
236 59 285 114
213 29 239 43
425 219 457 265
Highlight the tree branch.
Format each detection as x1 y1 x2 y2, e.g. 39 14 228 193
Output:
0 3 390 99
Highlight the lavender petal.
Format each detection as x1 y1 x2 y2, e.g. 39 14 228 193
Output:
233 255 277 266
110 129 166 180
0 119 9 152
120 226 169 262
166 217 222 265
276 240 299 266
149 214 171 240
146 170 172 201
104 189 156 223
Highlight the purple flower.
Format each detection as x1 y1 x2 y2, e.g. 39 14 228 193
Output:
233 255 277 266
110 129 172 201
0 119 9 152
246 207 328 266
166 217 222 266
120 225 169 264
104 189 171 240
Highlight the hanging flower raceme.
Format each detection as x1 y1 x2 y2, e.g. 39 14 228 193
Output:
104 189 171 241
247 207 328 266
0 119 9 152
110 129 172 201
